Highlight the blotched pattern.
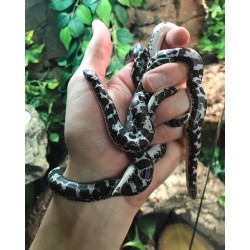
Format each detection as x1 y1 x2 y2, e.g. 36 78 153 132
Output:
48 22 207 201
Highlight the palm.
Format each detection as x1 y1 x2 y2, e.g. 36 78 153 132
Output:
63 21 187 204
64 60 135 178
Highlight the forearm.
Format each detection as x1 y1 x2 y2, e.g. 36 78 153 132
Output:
30 195 137 250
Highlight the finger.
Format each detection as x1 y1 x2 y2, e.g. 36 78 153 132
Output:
108 62 136 96
152 89 189 127
70 20 112 86
151 125 184 145
162 26 190 49
106 63 136 124
142 63 187 93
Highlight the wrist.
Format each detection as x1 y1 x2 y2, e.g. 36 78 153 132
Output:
31 194 138 250
63 158 105 183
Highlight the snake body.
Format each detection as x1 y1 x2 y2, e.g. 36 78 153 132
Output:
48 22 207 201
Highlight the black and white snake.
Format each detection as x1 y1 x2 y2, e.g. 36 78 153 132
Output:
48 22 207 202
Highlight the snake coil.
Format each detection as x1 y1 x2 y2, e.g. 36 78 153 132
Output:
48 22 207 202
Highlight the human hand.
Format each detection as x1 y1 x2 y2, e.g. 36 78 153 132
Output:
64 20 190 208
30 20 192 250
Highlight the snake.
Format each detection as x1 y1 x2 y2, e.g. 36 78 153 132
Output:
48 22 207 201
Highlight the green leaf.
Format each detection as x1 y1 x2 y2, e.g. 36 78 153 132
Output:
59 71 72 93
49 133 60 143
210 4 222 18
212 164 224 176
81 28 93 53
121 227 145 250
116 28 134 44
106 58 123 78
197 0 224 61
25 84 40 96
58 41 78 66
48 101 54 114
117 43 131 60
214 147 220 158
25 57 29 67
130 0 143 7
60 26 72 50
76 4 92 25
46 79 60 90
25 52 39 66
39 112 49 123
96 0 112 27
72 53 84 72
117 0 130 6
57 12 70 29
49 0 75 11
114 4 127 26
83 0 100 13
137 217 156 240
67 41 78 57
106 59 117 76
30 44 44 54
58 58 68 67
25 30 34 45
218 193 225 208
25 44 44 66
30 98 43 108
68 15 85 38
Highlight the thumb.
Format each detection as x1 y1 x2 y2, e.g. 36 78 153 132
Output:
74 20 112 83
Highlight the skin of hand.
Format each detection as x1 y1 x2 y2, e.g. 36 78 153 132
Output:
30 20 190 250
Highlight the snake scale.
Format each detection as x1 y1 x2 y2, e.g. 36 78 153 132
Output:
48 22 207 202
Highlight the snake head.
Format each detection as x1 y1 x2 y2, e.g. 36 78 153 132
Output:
83 69 99 82
125 43 146 64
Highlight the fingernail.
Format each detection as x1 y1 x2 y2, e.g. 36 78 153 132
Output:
146 73 167 91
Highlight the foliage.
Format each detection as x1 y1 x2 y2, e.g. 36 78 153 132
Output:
199 124 225 205
49 0 143 97
122 216 157 249
25 31 44 67
25 30 65 144
197 0 225 60
197 0 225 208
200 146 225 183
218 193 225 208
122 226 146 250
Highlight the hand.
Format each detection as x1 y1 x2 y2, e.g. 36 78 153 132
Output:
30 20 191 250
64 20 190 208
